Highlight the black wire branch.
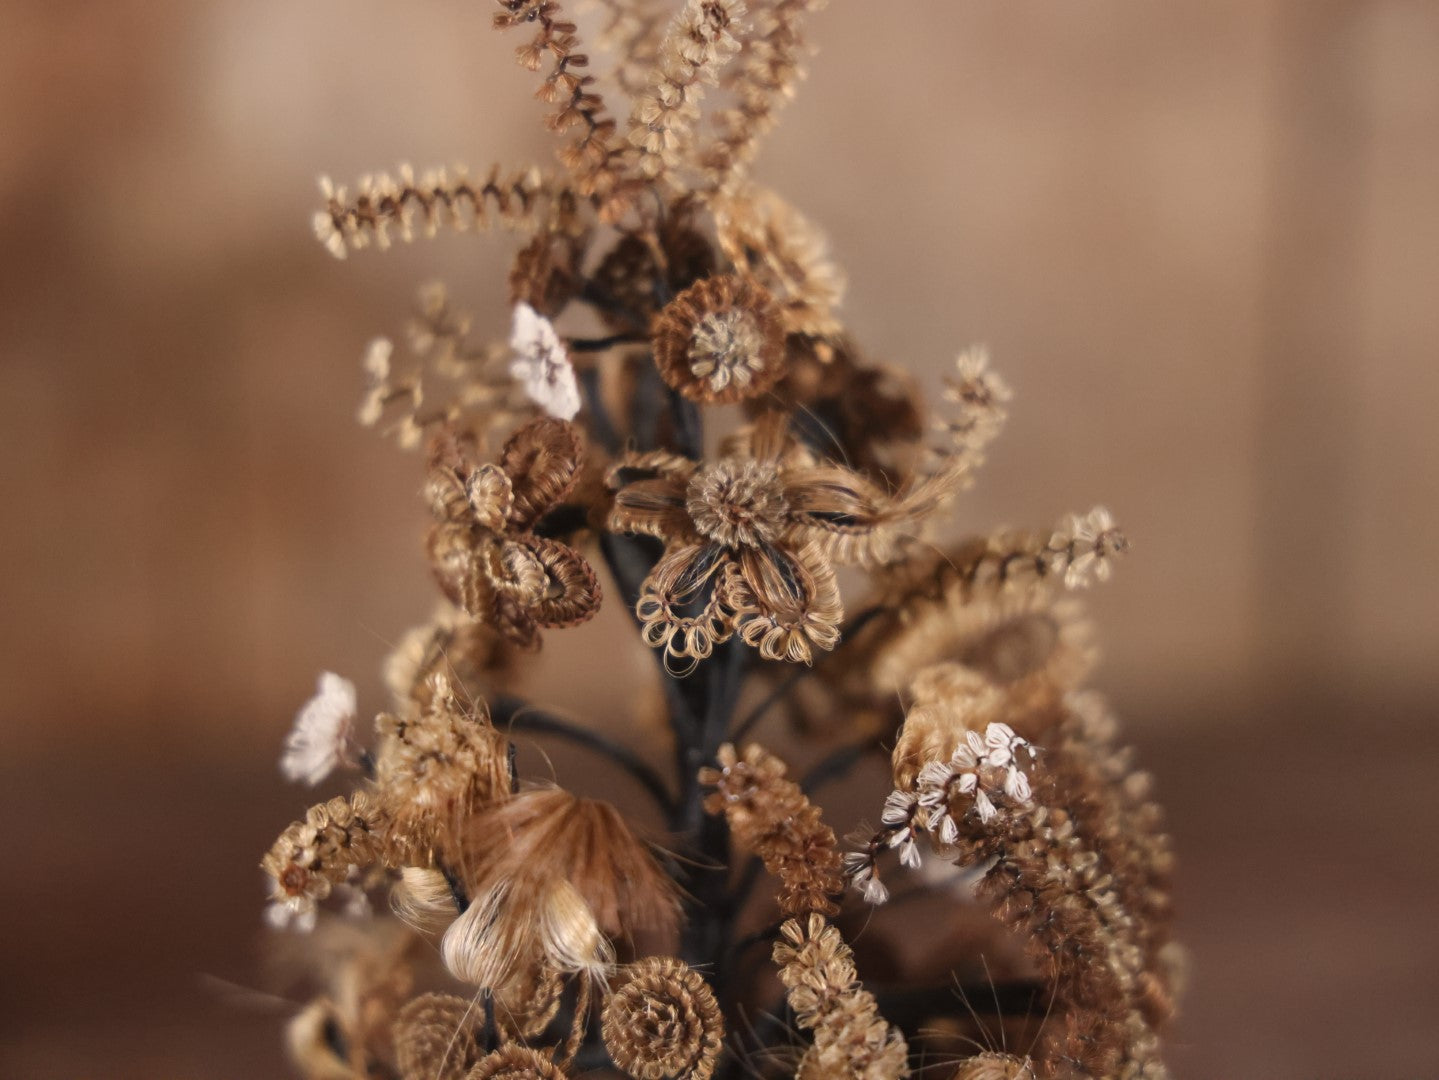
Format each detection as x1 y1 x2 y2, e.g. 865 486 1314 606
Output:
731 666 811 744
800 740 874 796
730 603 892 744
727 854 765 916
491 694 676 815
567 332 644 353
732 918 785 957
577 365 622 455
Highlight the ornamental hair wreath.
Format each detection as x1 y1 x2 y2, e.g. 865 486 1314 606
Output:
262 4 1177 1079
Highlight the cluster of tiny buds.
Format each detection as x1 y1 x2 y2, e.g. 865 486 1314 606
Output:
846 723 1038 904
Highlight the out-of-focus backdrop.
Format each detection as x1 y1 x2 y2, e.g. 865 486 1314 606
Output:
2 2 1436 1077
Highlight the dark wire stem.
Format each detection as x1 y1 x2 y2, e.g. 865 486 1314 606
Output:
567 332 644 353
491 694 676 816
631 360 669 452
730 603 891 744
598 531 699 743
576 339 756 1046
577 366 622 456
670 389 704 462
730 665 811 744
801 739 875 796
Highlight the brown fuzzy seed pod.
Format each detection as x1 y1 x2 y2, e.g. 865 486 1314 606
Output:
701 744 845 917
602 957 723 1080
652 275 786 404
465 1044 569 1079
949 1053 1034 1080
372 677 512 867
393 992 487 1080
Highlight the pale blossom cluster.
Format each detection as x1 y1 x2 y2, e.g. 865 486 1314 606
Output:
264 894 319 933
280 672 360 786
915 721 1035 833
509 303 580 420
847 723 1038 905
262 867 371 933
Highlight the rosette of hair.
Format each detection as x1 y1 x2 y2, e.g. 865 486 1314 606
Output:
503 535 603 628
441 787 680 990
627 0 747 185
700 743 845 916
508 228 590 317
425 419 601 646
468 1044 571 1079
634 543 738 669
779 464 933 568
754 337 925 485
717 416 969 574
651 274 788 404
314 164 581 259
887 665 1013 792
497 417 585 530
605 451 701 542
393 991 487 1080
590 220 718 334
861 579 1096 737
602 956 723 1080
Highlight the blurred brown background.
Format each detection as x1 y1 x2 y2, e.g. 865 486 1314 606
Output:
2 2 1437 1077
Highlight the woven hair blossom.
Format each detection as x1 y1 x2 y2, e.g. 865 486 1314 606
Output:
256 5 1177 1079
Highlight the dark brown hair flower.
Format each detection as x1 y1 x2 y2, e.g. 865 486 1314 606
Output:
652 274 787 404
426 417 600 648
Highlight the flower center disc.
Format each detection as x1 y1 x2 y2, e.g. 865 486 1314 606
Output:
687 459 788 547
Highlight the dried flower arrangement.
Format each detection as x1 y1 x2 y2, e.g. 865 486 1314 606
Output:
260 3 1180 1078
